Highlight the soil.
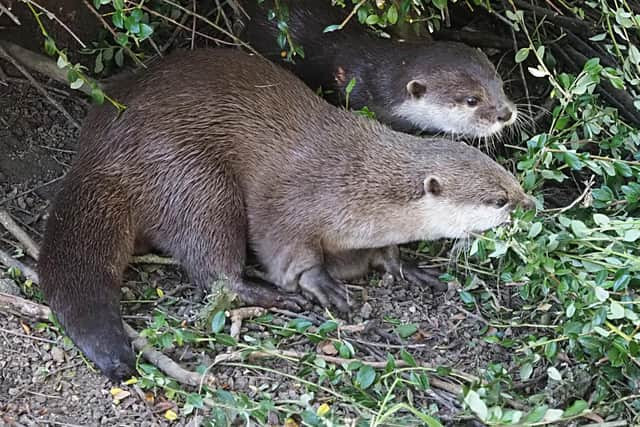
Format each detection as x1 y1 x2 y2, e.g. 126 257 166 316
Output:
0 65 521 426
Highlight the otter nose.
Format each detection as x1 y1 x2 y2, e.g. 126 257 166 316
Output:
520 195 536 211
497 108 513 122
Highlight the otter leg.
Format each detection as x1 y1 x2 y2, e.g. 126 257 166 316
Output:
371 246 447 292
155 171 307 311
39 178 136 380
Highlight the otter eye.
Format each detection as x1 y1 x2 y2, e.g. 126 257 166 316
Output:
492 197 508 208
465 96 479 107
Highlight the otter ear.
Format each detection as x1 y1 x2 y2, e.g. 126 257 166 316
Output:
424 175 442 196
406 79 427 98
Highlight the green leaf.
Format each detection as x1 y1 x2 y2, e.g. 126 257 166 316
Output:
570 220 590 237
365 14 379 25
44 37 56 56
94 52 104 74
623 229 640 242
563 152 584 170
112 11 124 29
547 367 562 381
70 78 84 90
115 33 129 46
593 213 609 226
520 362 533 380
215 333 237 347
515 48 530 63
317 320 338 336
608 300 625 319
400 349 417 367
545 341 558 359
323 24 341 33
523 405 548 423
528 222 543 238
355 365 376 389
464 390 488 421
139 23 153 40
115 48 124 67
595 286 610 302
211 310 226 334
543 409 564 423
387 5 398 24
91 87 105 104
186 393 204 409
563 400 589 417
395 324 418 339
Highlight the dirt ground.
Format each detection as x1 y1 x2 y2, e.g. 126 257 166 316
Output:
0 70 519 426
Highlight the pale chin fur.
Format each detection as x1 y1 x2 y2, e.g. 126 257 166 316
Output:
392 99 517 137
414 198 511 240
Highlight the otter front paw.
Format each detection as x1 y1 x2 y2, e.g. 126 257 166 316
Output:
298 266 351 313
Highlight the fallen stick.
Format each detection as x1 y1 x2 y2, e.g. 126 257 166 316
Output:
228 306 266 339
0 40 95 95
0 209 40 260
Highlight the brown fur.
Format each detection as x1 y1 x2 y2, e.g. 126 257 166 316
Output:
39 48 533 380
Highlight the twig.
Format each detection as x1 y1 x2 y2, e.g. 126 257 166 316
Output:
0 1 21 25
544 175 595 214
0 173 64 207
124 323 215 387
0 43 81 129
0 292 50 320
339 0 366 29
0 326 58 344
143 5 228 46
20 0 87 48
228 307 266 339
0 290 216 388
0 209 40 260
190 0 196 50
214 0 233 38
131 254 179 265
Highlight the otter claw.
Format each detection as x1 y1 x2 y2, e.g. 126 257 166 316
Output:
299 266 351 313
400 264 448 293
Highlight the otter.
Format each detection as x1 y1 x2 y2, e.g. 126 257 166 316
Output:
242 0 517 137
38 48 534 380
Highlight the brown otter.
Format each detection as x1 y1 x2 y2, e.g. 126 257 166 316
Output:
242 0 517 137
38 48 534 380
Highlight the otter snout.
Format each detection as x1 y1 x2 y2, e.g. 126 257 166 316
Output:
518 195 537 211
497 106 514 123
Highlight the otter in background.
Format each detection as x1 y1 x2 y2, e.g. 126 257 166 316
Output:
242 0 517 137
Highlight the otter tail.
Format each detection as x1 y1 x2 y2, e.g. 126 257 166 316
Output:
39 175 136 380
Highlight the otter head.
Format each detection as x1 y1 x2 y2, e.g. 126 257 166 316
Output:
392 42 517 138
413 140 535 240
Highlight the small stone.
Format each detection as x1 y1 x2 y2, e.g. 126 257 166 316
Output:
360 302 373 319
51 347 65 364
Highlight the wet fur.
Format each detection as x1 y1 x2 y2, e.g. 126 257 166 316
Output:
39 48 531 380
